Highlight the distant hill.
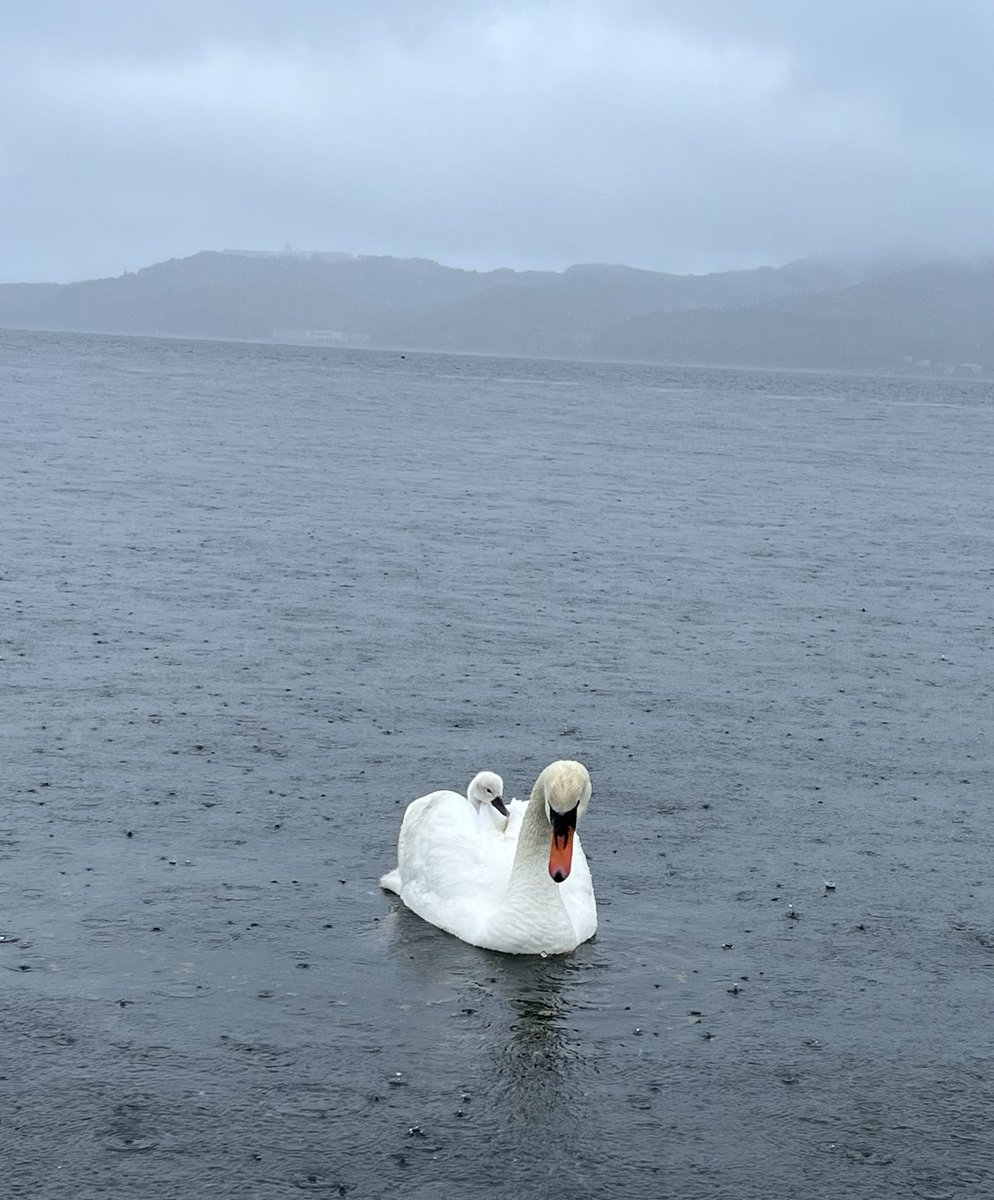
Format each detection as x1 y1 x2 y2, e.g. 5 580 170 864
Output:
1 249 992 373
368 259 862 358
593 261 994 372
0 252 492 342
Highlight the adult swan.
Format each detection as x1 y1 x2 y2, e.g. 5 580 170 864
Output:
380 760 596 955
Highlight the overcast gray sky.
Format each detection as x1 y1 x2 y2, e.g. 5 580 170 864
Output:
3 0 994 283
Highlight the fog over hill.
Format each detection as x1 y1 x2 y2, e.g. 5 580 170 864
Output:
1 250 992 375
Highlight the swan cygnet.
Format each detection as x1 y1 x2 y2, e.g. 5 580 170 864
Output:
381 759 596 956
379 770 509 896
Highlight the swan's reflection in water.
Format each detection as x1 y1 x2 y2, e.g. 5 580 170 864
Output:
376 902 619 1190
382 897 585 1039
378 900 492 1002
381 900 596 1152
487 956 580 1104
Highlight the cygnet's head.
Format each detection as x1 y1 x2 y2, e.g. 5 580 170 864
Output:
531 760 592 883
467 770 509 817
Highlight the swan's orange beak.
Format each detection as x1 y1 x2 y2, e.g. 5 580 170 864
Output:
549 808 577 883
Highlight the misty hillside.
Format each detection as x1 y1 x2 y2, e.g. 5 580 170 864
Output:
0 253 494 342
368 259 861 357
1 250 992 373
593 261 994 371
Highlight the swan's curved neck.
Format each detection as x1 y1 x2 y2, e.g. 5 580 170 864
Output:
518 786 549 845
507 783 557 889
496 786 573 955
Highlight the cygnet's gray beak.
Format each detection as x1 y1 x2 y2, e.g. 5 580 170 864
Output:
491 796 510 817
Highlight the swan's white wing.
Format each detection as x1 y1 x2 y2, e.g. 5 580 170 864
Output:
390 790 516 943
381 789 462 892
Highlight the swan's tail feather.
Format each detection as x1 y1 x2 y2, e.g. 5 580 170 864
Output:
379 868 402 894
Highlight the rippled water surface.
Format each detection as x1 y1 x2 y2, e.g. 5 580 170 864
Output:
2 330 992 1198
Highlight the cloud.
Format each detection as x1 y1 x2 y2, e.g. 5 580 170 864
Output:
2 1 994 282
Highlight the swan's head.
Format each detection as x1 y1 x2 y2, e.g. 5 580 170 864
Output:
467 770 509 818
531 760 592 883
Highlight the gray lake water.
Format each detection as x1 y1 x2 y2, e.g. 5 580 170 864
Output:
2 328 992 1198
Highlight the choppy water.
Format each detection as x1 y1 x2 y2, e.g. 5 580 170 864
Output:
2 328 992 1198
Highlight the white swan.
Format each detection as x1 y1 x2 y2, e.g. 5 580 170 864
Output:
379 770 508 896
381 759 597 955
